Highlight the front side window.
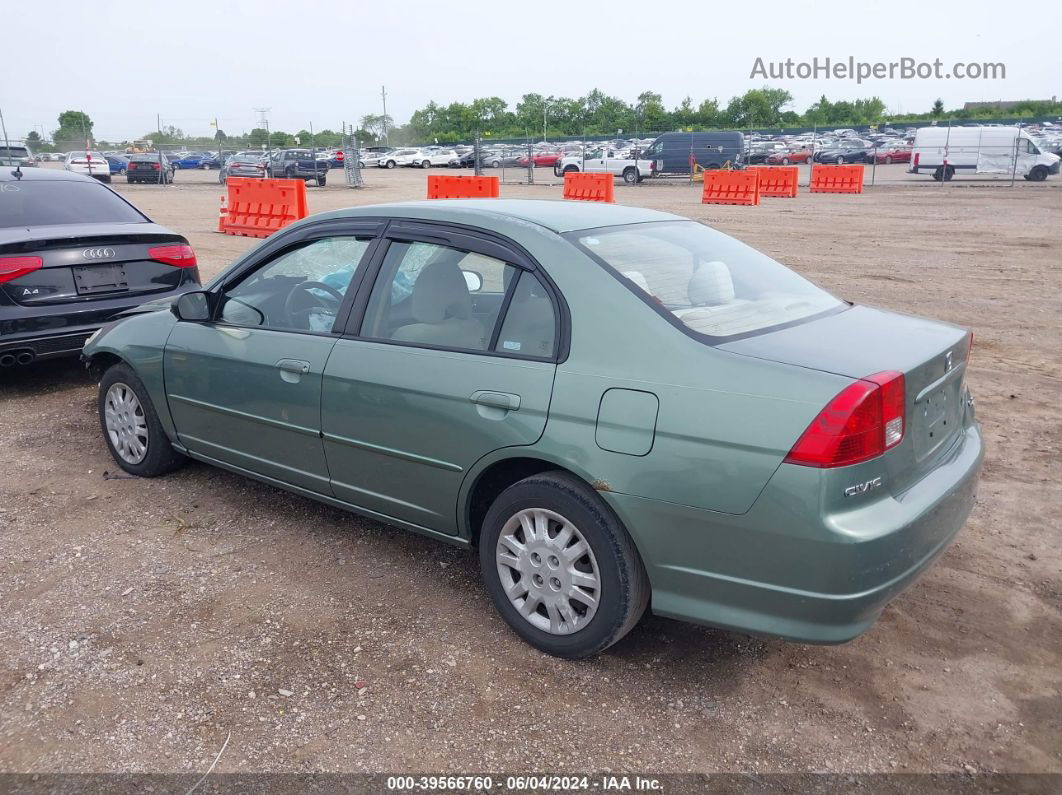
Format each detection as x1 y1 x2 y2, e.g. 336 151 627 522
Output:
218 236 371 332
361 240 516 353
571 221 843 341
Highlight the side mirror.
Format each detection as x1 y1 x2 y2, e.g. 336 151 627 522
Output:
462 270 483 292
172 290 212 322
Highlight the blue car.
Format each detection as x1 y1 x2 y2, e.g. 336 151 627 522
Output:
106 155 130 175
171 153 210 169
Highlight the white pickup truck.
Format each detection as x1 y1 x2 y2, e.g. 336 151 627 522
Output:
553 148 653 184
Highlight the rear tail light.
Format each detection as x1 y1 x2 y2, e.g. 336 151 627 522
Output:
913 152 920 168
152 163 161 170
148 244 197 268
784 371 905 468
0 256 44 284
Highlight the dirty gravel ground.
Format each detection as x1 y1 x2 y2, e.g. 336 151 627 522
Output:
1 167 1059 775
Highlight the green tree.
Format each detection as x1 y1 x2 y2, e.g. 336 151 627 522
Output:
53 110 94 147
360 114 393 142
723 87 793 127
931 98 945 117
214 128 227 142
635 91 668 131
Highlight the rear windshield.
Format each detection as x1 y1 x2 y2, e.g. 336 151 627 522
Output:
131 154 167 161
571 221 844 341
0 147 30 158
0 181 147 228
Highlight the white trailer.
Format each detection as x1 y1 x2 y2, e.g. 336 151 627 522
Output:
911 126 1059 181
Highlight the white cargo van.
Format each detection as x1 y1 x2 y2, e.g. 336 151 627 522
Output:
911 126 1060 181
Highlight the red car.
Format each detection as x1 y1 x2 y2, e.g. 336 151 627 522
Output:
516 151 563 168
766 147 813 165
870 146 912 164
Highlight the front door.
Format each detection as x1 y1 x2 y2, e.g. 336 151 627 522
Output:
165 231 378 494
321 226 560 534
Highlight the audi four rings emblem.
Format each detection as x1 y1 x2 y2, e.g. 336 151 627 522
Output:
82 248 116 260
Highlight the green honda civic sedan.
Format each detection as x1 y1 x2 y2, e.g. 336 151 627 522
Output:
83 199 983 658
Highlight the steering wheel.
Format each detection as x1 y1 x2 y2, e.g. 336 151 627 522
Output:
284 280 345 329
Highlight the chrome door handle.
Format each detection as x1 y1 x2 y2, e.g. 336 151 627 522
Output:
276 359 310 375
276 359 310 384
470 391 521 411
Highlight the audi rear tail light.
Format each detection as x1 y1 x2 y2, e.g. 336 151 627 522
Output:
148 244 197 268
0 256 44 284
784 371 906 468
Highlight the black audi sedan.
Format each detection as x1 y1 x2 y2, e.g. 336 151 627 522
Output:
0 167 200 367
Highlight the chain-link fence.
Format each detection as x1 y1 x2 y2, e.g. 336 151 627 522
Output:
15 117 1061 190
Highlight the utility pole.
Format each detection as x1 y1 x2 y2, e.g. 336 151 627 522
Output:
381 85 389 145
254 108 272 159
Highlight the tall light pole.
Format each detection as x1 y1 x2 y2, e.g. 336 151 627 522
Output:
381 85 389 145
543 99 551 143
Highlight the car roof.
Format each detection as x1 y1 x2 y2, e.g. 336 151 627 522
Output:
0 167 100 183
316 199 686 234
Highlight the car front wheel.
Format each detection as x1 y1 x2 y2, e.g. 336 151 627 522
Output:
98 363 186 477
1025 165 1048 182
479 471 650 658
622 167 638 184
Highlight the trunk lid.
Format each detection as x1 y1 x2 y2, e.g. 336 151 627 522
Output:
719 305 971 494
0 224 192 306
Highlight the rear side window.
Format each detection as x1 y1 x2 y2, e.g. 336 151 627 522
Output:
0 181 146 228
494 271 556 358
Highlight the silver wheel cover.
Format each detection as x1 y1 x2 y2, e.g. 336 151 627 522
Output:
496 508 601 635
104 382 149 465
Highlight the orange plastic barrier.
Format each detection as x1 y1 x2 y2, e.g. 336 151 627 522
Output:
563 172 614 203
220 178 308 238
701 169 760 206
809 164 864 194
749 166 798 198
426 174 500 199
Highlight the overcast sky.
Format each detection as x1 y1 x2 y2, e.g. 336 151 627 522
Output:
5 0 1058 141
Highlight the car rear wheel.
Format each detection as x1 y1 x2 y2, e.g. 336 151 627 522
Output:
98 363 186 477
479 471 650 658
316 175 326 187
884 156 893 164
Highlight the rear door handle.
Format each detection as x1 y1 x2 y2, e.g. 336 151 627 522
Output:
470 390 521 411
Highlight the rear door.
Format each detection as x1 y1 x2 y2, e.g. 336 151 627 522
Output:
321 223 561 534
164 223 381 494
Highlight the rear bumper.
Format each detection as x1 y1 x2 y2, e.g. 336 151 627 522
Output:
603 420 984 644
0 284 196 358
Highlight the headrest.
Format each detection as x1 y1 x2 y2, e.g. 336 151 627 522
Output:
622 270 651 294
411 260 472 323
688 261 734 306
